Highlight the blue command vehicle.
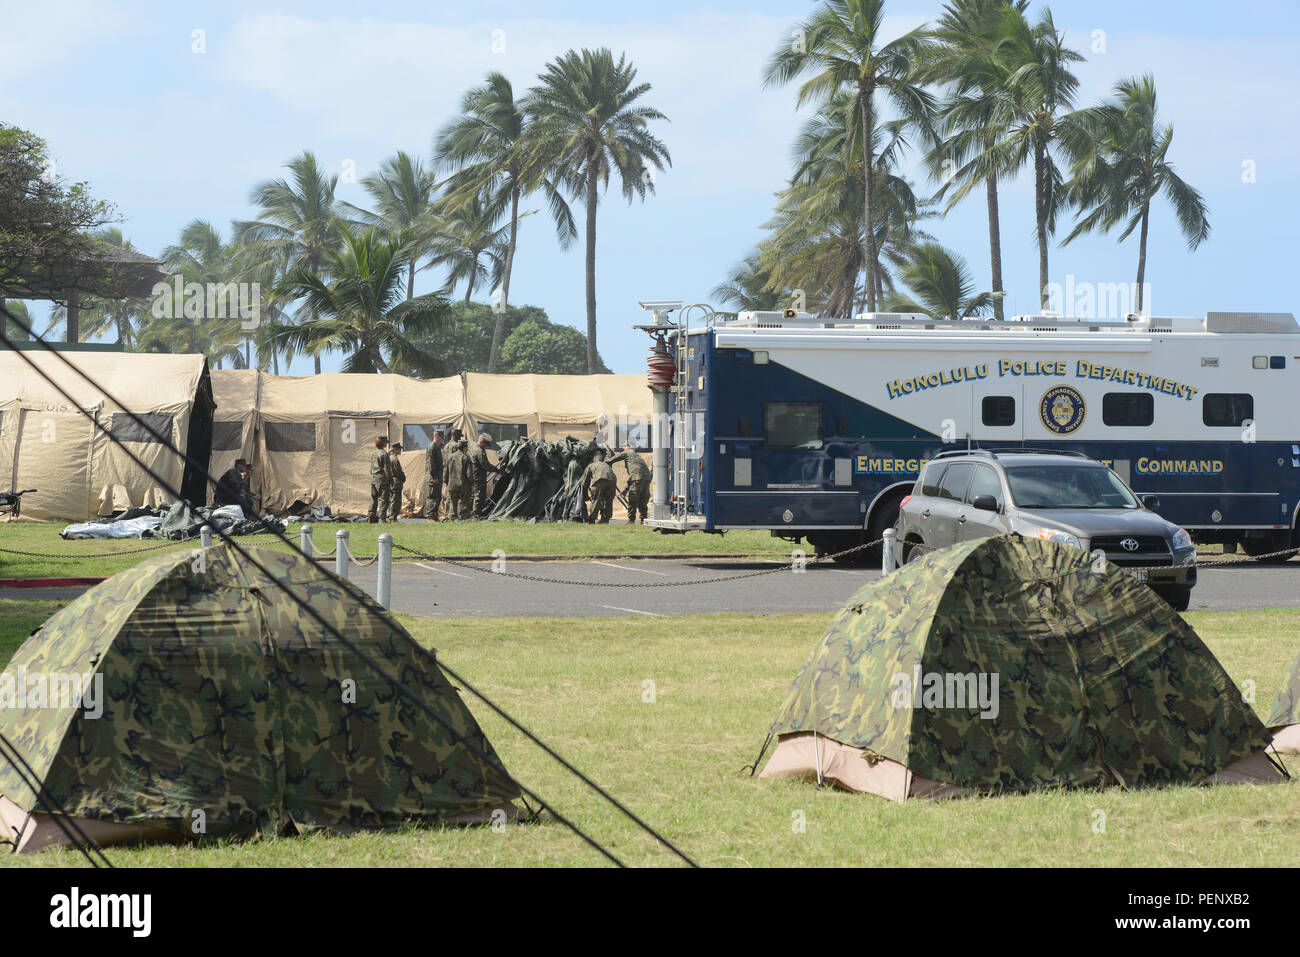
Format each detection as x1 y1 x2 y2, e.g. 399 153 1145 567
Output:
635 303 1300 562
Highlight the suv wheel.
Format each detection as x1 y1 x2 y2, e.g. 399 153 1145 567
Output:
903 539 927 565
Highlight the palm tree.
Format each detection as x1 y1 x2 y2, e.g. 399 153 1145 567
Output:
712 253 785 314
881 243 1001 319
156 219 247 368
234 152 343 373
1064 74 1209 315
758 93 933 317
764 0 933 314
955 7 1094 309
429 194 511 304
274 228 451 375
339 151 441 300
435 72 577 372
923 0 1029 321
524 48 671 373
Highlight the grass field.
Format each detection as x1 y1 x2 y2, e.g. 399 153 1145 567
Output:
0 600 1296 868
0 520 791 580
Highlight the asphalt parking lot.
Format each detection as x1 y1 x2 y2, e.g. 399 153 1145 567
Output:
338 556 1300 619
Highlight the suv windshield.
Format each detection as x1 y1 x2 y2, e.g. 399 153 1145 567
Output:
1003 464 1139 509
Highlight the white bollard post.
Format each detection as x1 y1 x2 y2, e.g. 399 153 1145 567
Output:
377 533 392 609
882 528 897 575
200 524 212 549
336 529 349 580
300 523 314 559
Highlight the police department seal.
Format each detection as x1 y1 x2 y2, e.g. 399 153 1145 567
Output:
1039 385 1086 435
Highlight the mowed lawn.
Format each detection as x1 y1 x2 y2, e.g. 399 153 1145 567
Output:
0 520 791 580
0 598 1297 868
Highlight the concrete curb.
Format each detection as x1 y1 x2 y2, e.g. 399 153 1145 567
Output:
0 577 107 588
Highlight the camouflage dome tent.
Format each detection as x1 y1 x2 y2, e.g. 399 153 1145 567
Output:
759 535 1284 801
1265 649 1300 754
0 544 520 852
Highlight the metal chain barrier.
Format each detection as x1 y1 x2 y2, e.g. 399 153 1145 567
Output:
391 537 885 587
0 540 182 560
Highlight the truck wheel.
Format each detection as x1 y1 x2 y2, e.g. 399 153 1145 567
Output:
1158 587 1192 612
1240 534 1295 563
857 495 906 567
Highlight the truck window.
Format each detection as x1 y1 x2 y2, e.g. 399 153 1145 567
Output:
1103 393 1154 426
981 396 1016 427
764 402 823 450
1203 394 1253 427
966 465 1002 507
936 463 974 501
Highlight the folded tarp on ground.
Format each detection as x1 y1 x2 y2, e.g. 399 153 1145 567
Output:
61 500 286 541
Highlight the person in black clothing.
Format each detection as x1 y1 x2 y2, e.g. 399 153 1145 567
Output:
214 459 257 515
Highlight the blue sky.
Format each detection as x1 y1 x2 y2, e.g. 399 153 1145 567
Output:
3 0 1298 373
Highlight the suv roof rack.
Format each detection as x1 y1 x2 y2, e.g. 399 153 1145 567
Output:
931 448 1092 461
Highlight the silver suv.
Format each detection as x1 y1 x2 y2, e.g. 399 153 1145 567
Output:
895 450 1197 611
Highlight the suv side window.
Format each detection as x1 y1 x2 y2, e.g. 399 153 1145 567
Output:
936 462 974 501
920 462 947 497
966 465 1003 508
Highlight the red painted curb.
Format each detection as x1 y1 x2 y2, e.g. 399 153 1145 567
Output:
0 577 105 588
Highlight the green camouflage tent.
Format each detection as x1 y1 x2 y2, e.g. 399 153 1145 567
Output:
1265 648 1300 754
759 535 1282 801
0 544 520 852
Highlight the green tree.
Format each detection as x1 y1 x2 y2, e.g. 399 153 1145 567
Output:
429 194 510 305
234 152 344 373
712 253 786 314
1064 74 1209 315
956 7 1094 309
340 150 441 300
274 228 451 374
923 0 1029 321
881 242 1001 320
764 0 933 313
524 48 671 373
435 72 577 372
499 317 611 374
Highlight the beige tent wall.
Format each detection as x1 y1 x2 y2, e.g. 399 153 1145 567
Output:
247 372 467 516
209 369 260 499
0 352 207 521
207 370 650 519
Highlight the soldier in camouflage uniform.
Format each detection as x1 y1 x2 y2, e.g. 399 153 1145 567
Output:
581 449 617 524
467 433 493 519
424 430 446 521
384 444 405 522
368 435 392 523
609 443 650 523
443 439 473 520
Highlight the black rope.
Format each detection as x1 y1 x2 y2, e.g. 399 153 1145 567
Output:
0 729 112 867
0 307 695 866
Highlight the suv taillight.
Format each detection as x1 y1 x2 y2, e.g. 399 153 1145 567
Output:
900 495 912 509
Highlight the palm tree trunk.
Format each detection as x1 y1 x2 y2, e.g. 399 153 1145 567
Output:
584 164 599 374
1134 202 1150 315
245 338 251 369
1035 147 1049 311
488 187 520 374
985 172 1005 321
408 261 416 301
860 87 878 313
464 257 477 304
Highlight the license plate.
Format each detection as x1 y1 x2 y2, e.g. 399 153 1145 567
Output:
1128 568 1148 583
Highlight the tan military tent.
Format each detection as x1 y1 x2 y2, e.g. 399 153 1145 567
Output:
0 351 213 521
214 371 469 515
210 370 652 518
210 368 260 484
464 373 651 443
